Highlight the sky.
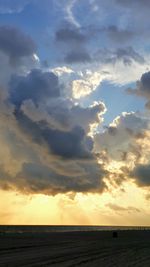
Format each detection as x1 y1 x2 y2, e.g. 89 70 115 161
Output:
0 0 150 226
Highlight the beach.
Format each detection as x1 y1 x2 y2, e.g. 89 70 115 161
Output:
0 230 150 266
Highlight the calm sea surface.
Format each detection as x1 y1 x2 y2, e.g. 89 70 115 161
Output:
0 225 150 233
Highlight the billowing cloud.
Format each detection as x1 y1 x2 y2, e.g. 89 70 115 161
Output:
55 68 106 99
9 69 60 108
0 26 36 64
68 102 106 134
0 0 150 204
127 71 150 109
1 0 150 227
92 106 150 196
0 66 108 195
14 110 93 159
128 72 150 97
0 104 107 195
20 98 105 137
94 112 149 160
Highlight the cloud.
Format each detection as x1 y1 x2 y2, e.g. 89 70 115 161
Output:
0 26 36 64
9 69 60 108
71 70 110 99
0 67 108 194
93 108 150 194
128 71 150 98
131 164 150 187
95 47 144 65
0 51 39 90
127 71 150 109
1 0 150 199
55 27 86 43
54 68 104 99
64 50 91 64
64 0 80 27
68 101 106 133
51 0 150 90
0 99 106 195
14 110 93 159
55 23 141 65
20 98 105 140
106 203 140 213
14 161 106 195
55 24 91 64
94 112 149 160
0 165 12 190
104 25 135 43
8 66 106 134
0 75 107 195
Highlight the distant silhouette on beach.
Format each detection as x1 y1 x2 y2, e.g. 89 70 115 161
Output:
112 231 118 238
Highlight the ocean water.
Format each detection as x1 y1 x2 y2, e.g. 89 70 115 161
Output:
0 225 150 234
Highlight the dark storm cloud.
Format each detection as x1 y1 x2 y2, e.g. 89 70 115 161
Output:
0 101 107 195
14 110 93 159
127 72 150 108
132 164 150 187
136 72 150 96
0 159 106 195
1 57 107 195
64 50 91 63
0 94 107 195
8 68 105 161
0 26 36 64
15 161 106 195
9 69 60 107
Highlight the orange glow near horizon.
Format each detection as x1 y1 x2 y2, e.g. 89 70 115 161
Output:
0 182 149 226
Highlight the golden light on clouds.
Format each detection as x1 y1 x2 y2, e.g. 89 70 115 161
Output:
1 0 150 227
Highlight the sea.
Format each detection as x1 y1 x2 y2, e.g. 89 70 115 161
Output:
0 225 150 234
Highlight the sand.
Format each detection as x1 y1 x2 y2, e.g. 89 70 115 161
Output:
0 230 150 266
